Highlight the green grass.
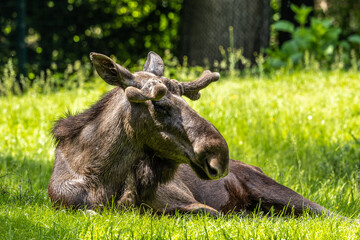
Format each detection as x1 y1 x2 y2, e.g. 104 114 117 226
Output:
1 70 360 239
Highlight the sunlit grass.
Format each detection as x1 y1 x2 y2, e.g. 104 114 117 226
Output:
1 70 360 239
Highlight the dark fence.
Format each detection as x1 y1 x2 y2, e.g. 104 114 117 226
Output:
0 0 183 78
4 0 360 80
180 0 270 66
1 0 273 79
0 1 24 74
3 0 356 79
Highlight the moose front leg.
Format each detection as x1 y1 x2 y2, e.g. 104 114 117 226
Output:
146 174 219 217
117 173 138 208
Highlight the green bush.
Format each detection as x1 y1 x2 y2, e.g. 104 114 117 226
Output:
266 4 360 70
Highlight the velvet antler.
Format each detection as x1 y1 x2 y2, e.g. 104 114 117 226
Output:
125 79 167 103
180 70 220 100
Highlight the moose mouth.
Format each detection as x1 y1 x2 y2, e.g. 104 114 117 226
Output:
189 159 220 180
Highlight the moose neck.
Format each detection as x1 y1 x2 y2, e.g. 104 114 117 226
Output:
53 88 144 183
134 150 180 202
53 86 183 204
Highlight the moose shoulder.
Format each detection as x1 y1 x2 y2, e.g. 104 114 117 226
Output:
49 51 332 217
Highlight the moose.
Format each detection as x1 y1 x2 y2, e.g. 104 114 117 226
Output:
49 51 331 217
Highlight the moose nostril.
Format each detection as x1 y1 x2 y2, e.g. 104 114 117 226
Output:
208 166 218 177
206 158 220 178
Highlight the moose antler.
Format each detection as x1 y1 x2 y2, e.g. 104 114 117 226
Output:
125 79 167 103
180 70 220 100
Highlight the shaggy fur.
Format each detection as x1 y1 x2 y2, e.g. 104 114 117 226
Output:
48 52 229 210
49 51 331 218
150 160 329 216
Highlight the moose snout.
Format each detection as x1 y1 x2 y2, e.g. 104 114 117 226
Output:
193 138 229 180
202 151 229 180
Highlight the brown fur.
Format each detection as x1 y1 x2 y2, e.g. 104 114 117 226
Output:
48 52 229 210
49 51 332 218
148 160 330 217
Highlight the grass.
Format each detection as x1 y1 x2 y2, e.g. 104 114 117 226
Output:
0 69 360 239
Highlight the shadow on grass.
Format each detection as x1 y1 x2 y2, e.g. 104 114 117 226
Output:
0 154 53 207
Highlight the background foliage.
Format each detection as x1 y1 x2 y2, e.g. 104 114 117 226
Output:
0 0 182 77
266 4 360 69
1 0 360 81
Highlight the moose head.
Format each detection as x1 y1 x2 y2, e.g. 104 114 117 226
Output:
89 51 229 180
49 51 229 209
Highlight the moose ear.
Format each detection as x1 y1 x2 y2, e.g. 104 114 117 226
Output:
90 52 135 87
143 51 164 76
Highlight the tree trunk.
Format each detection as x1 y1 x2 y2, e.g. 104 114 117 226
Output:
180 0 270 66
